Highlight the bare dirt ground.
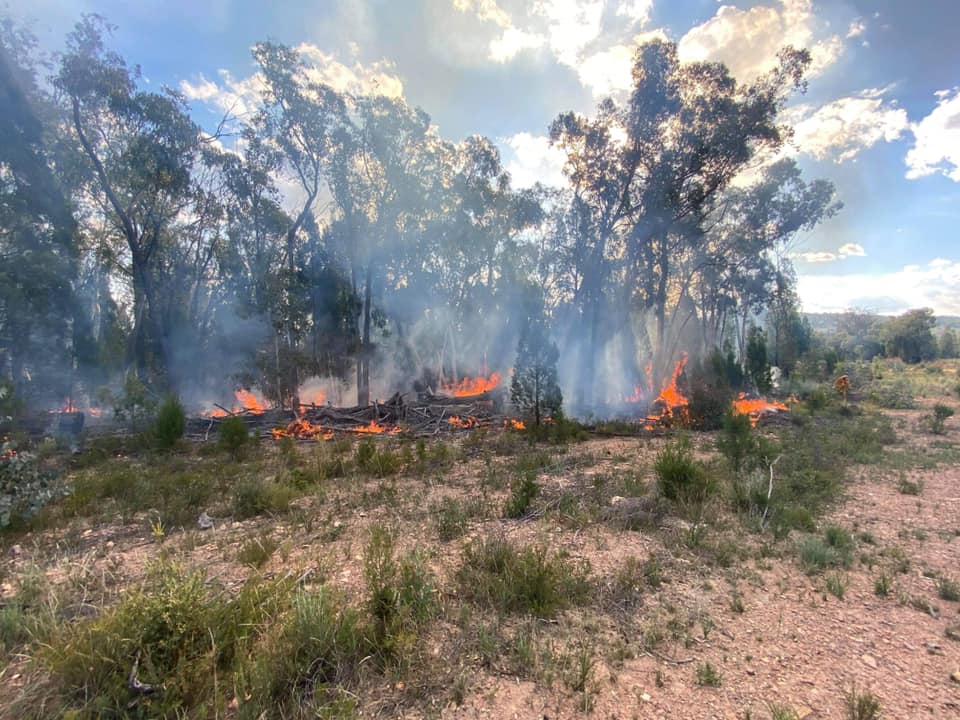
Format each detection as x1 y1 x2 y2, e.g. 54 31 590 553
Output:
1 402 958 719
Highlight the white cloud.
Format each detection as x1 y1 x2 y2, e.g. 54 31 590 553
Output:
790 90 908 162
503 132 567 189
905 88 960 182
846 19 866 38
616 0 654 25
490 26 546 62
452 0 511 27
791 243 867 264
535 0 605 67
576 44 635 96
180 44 403 119
793 251 838 263
838 243 866 258
678 0 844 82
798 259 960 315
295 43 404 97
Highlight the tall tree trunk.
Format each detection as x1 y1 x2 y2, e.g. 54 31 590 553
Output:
358 265 373 406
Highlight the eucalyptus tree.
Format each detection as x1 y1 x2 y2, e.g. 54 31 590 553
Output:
549 39 815 404
0 21 78 401
250 41 347 407
55 16 205 387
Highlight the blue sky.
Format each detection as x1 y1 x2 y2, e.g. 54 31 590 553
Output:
8 0 960 315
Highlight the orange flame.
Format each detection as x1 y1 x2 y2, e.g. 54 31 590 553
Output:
272 418 334 441
352 420 401 435
504 418 526 430
448 415 479 429
441 372 502 397
731 392 789 427
638 354 690 427
203 388 267 417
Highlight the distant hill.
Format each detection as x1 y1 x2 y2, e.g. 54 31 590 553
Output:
803 312 960 334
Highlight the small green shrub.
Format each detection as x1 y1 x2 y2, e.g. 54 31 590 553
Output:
248 587 366 711
873 573 890 597
716 410 755 473
654 437 716 506
218 415 249 456
457 537 590 617
503 470 539 518
937 576 960 601
238 533 279 568
0 439 61 528
432 497 469 540
232 477 294 519
825 573 848 599
798 526 854 574
768 704 800 720
363 527 437 660
696 661 722 687
153 395 186 450
845 685 882 720
354 439 401 477
928 403 954 434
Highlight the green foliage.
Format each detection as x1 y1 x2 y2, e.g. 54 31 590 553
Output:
43 563 294 717
686 381 733 431
798 526 854 574
218 415 249 456
746 325 772 392
873 573 890 597
940 329 958 359
511 298 562 425
432 497 469 541
825 573 847 599
354 438 401 477
238 533 279 568
232 476 295 519
927 403 954 435
883 308 937 363
0 439 61 527
867 379 916 409
457 537 590 617
696 661 722 687
153 395 185 450
654 437 715 506
845 685 882 720
716 410 755 473
363 528 437 660
937 576 960 602
503 469 539 518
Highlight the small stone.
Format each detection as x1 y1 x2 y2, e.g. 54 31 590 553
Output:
951 671 960 685
796 705 814 719
639 692 651 702
945 624 960 642
333 520 342 529
198 512 214 530
105 540 115 550
927 642 943 655
9 544 21 558
745 668 756 676
861 653 878 669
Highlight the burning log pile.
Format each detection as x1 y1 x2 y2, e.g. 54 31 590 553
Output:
186 378 522 442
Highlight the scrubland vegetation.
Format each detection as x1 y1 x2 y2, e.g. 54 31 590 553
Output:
0 358 957 718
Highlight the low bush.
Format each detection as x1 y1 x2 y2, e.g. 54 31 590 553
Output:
218 415 249 457
153 395 186 450
0 439 61 528
432 496 469 540
457 537 590 617
654 437 716 506
503 469 539 519
232 476 295 519
927 403 954 435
